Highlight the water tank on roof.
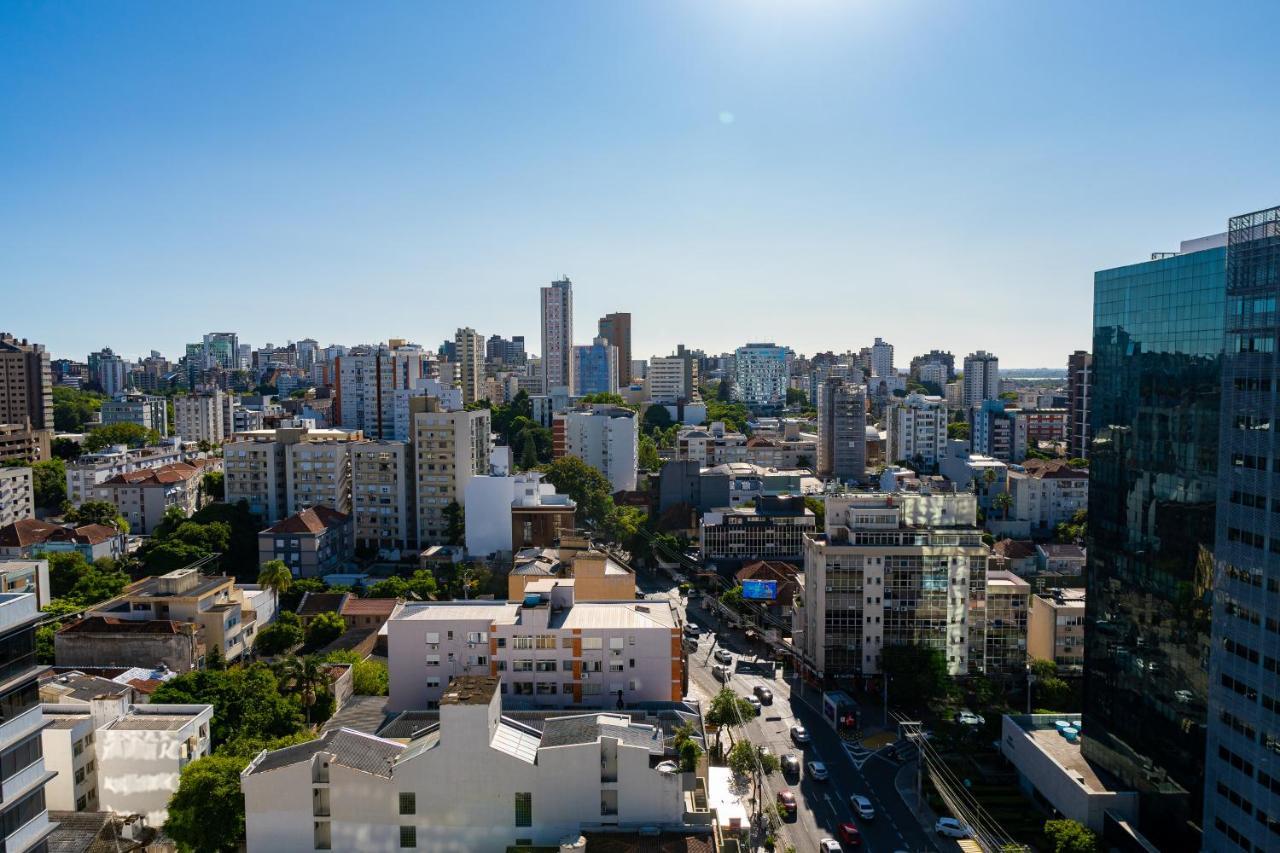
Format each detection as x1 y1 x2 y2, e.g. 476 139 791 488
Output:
523 594 542 608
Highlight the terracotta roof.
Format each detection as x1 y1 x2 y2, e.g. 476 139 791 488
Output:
100 461 201 487
745 436 776 448
297 591 349 616
736 560 800 583
68 524 118 545
264 505 350 535
340 597 399 617
59 616 186 635
1020 459 1087 479
992 539 1037 560
0 518 60 547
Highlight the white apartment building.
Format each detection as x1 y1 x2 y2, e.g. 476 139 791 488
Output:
223 427 363 524
870 337 894 379
392 377 462 441
647 356 697 405
174 390 225 445
733 343 791 407
65 439 203 506
351 440 415 553
335 344 430 441
90 460 207 535
884 393 948 470
413 406 491 545
674 422 748 468
42 696 213 825
1006 459 1088 534
464 472 575 556
541 277 574 394
553 405 638 493
243 674 695 852
99 393 168 437
387 582 683 711
0 467 34 528
455 327 485 406
963 350 1000 409
798 492 992 679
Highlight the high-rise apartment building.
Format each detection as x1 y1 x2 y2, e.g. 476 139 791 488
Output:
0 592 58 851
962 350 1000 409
413 403 491 545
174 391 226 445
909 350 956 383
540 277 574 393
224 426 363 523
89 348 128 397
816 376 866 482
870 337 894 378
454 328 485 406
100 393 168 437
552 405 638 493
335 343 430 440
969 399 1028 463
1084 229 1225 850
647 356 698 405
597 312 632 386
0 333 53 463
0 466 34 528
1205 206 1280 853
351 440 415 553
885 393 948 470
296 338 319 371
571 337 618 397
733 343 792 407
485 335 526 366
1067 350 1093 460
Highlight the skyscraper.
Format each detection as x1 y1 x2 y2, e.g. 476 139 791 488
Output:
870 337 894 378
816 376 866 482
89 347 127 397
1204 206 1280 853
733 342 792 407
454 327 485 406
1066 350 1092 460
0 333 53 462
572 337 618 397
1084 230 1226 851
598 312 632 386
541 277 574 393
962 350 1000 409
202 332 239 370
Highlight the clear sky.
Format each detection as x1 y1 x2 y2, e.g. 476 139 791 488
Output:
4 1 1280 367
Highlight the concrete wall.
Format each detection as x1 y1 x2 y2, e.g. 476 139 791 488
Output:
465 476 514 556
55 628 201 672
97 709 212 824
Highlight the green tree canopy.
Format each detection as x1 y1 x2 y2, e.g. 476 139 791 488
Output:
30 458 66 510
785 387 808 407
323 650 390 695
65 499 129 533
202 470 225 500
705 688 757 751
542 455 616 527
84 422 160 452
1043 819 1098 853
52 386 105 432
164 755 249 852
947 421 970 441
638 434 661 471
257 559 293 614
253 619 304 656
881 644 950 708
443 501 465 546
578 392 630 407
50 437 83 461
305 611 346 648
150 664 304 747
366 569 439 601
642 404 674 436
1066 457 1089 469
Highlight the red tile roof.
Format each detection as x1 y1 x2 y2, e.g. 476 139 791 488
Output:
992 538 1037 560
296 591 350 616
101 461 201 487
0 518 60 548
264 505 350 535
340 597 399 617
1020 459 1087 479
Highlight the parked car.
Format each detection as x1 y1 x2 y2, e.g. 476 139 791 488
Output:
837 823 863 847
746 696 763 714
776 789 797 818
850 795 875 820
712 665 730 682
683 623 701 638
807 760 829 780
936 817 973 838
754 685 774 704
818 839 843 853
713 648 733 665
790 725 810 745
955 710 985 726
781 753 801 776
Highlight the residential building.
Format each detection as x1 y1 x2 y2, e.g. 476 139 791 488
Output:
296 591 350 630
0 423 50 467
65 438 201 506
884 393 947 471
202 332 239 369
391 377 462 441
909 350 956 384
0 333 53 463
1028 588 1085 671
700 495 815 564
647 356 698 405
1019 407 1069 445
990 539 1037 577
598 312 633 387
90 460 207 535
983 569 1031 682
869 337 894 378
1205 206 1280 853
455 327 485 406
339 597 400 633
413 402 491 545
1066 351 1092 460
350 440 415 554
89 348 127 397
674 422 748 468
970 400 1027 463
296 338 319 371
386 582 684 711
1084 227 1225 850
223 426 362 524
509 535 636 602
553 405 638 493
962 350 1000 409
99 393 167 437
335 343 430 440
657 460 730 515
0 592 58 852
938 442 1008 513
485 335 526 367
42 696 212 824
174 391 225 444
816 376 866 483
1005 459 1088 536
0 520 122 563
1035 543 1086 577
242 675 699 852
0 560 48 608
572 337 619 398
733 343 791 407
541 277 574 394
797 492 990 679
258 506 353 577
701 462 822 509
464 473 576 556
0 466 34 528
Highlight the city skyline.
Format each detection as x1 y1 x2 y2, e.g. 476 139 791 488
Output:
7 3 1280 363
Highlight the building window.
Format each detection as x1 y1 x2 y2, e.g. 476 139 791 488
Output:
582 637 602 650
399 793 415 815
399 825 417 848
514 792 532 827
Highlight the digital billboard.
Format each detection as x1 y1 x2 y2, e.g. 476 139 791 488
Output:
741 579 778 601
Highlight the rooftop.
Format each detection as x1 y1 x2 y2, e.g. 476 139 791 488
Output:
263 505 350 535
1038 543 1086 559
540 713 663 754
296 591 350 616
59 616 189 636
244 727 402 778
100 461 202 487
440 675 498 706
1038 588 1087 607
124 572 231 600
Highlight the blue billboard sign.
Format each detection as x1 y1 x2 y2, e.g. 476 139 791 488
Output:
741 579 778 601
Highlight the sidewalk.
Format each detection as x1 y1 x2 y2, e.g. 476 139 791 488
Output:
896 761 945 852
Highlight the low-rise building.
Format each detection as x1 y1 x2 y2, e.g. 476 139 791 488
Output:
90 460 207 535
1007 459 1088 535
0 559 49 607
296 591 351 629
1029 588 1085 671
387 583 683 711
674 423 748 468
509 534 636 601
242 675 700 852
65 438 204 506
0 465 34 528
734 560 800 615
340 597 400 632
657 460 730 515
990 539 1038 577
53 617 205 673
464 473 576 557
0 519 122 562
699 495 815 564
983 570 1030 682
42 695 213 824
258 505 353 577
1035 543 1086 576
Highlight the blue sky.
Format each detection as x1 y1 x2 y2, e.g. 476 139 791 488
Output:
4 1 1279 367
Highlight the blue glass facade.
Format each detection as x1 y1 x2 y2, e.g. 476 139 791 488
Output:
1085 243 1225 850
572 340 617 397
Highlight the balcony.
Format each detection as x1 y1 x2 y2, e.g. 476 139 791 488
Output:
0 705 44 749
4 809 52 853
2 758 49 803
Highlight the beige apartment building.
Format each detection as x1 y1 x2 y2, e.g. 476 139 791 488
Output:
224 426 363 523
1028 587 1085 672
351 440 415 553
0 333 53 463
173 390 226 444
413 402 490 546
454 327 485 406
91 460 207 534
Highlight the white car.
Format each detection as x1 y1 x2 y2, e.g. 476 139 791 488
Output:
955 710 985 726
714 649 733 665
791 725 810 745
818 840 843 853
807 760 829 780
746 696 763 714
936 817 973 838
850 794 875 820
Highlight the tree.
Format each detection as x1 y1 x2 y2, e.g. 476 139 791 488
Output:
257 560 293 618
1054 508 1087 544
804 496 825 530
881 644 950 708
947 421 970 441
1066 457 1089 469
150 664 303 747
993 490 1013 520
366 569 438 601
542 455 616 527
253 619 304 656
49 552 93 598
205 646 227 671
716 378 734 402
720 584 745 612
280 577 327 612
323 650 390 696
65 499 129 533
785 387 808 408
638 434 661 471
84 422 160 452
519 431 539 469
705 688 756 751
642 404 674 437
1043 819 1098 853
276 656 332 725
442 501 465 546
52 386 104 432
578 392 629 407
998 391 1019 403
305 611 346 648
202 470 225 500
30 458 66 510
727 739 763 778
1029 658 1058 680
164 755 249 852
50 437 82 461
679 739 702 773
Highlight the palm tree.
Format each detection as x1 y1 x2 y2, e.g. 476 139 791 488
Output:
258 560 293 620
277 656 330 725
993 490 1014 520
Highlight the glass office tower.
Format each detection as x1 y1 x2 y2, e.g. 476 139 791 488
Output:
1205 206 1280 853
1085 239 1226 850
